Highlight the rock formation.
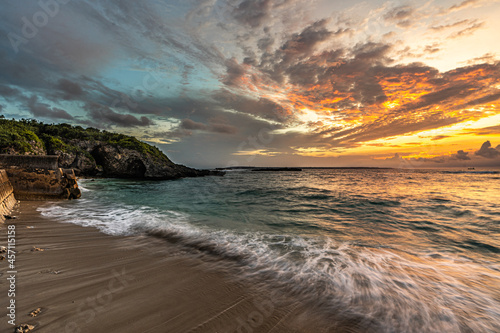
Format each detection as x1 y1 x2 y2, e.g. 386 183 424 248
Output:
52 140 221 179
0 118 224 180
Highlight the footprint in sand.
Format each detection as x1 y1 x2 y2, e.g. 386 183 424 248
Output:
29 308 42 317
14 324 35 333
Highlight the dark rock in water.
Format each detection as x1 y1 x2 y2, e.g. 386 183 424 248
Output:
69 187 81 199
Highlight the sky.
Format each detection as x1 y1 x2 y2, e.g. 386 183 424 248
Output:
0 0 499 168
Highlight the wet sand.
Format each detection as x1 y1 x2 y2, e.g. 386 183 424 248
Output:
0 201 333 333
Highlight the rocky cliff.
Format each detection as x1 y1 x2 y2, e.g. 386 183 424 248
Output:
0 118 222 180
54 140 218 179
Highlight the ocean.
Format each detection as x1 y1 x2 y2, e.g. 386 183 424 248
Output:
39 168 500 332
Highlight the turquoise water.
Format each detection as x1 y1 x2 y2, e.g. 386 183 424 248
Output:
40 169 500 332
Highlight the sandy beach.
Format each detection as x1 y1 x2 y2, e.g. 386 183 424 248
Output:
0 201 335 333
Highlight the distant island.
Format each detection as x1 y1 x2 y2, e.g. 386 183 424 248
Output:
217 166 393 171
0 117 222 180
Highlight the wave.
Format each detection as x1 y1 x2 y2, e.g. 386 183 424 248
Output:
442 170 500 174
39 200 500 332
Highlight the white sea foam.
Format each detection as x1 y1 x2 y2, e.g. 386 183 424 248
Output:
39 199 500 332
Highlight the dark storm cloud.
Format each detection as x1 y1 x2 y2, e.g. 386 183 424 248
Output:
213 90 290 123
56 79 84 100
177 118 237 135
0 84 21 99
244 19 339 85
475 141 500 158
0 50 47 90
85 102 153 128
27 95 74 120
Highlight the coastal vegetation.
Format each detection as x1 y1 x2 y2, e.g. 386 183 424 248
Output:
0 116 168 162
0 117 217 179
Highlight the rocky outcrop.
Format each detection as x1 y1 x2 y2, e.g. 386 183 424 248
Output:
0 118 223 180
52 140 223 180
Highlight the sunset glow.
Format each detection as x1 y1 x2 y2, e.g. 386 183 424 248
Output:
0 0 499 167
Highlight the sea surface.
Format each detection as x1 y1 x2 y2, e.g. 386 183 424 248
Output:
40 168 500 332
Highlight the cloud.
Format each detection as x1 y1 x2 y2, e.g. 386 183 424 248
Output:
464 53 497 65
27 95 74 120
179 118 237 135
453 150 471 160
85 102 153 127
232 0 272 28
209 122 238 134
465 124 500 135
432 135 450 141
448 21 484 39
386 153 403 161
213 90 291 123
384 5 416 28
181 119 207 130
0 0 499 167
56 79 84 100
475 140 500 158
447 0 481 13
0 84 21 99
222 58 247 87
430 19 471 32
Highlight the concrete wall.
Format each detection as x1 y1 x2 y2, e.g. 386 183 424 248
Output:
0 170 17 220
5 168 81 201
0 154 59 170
